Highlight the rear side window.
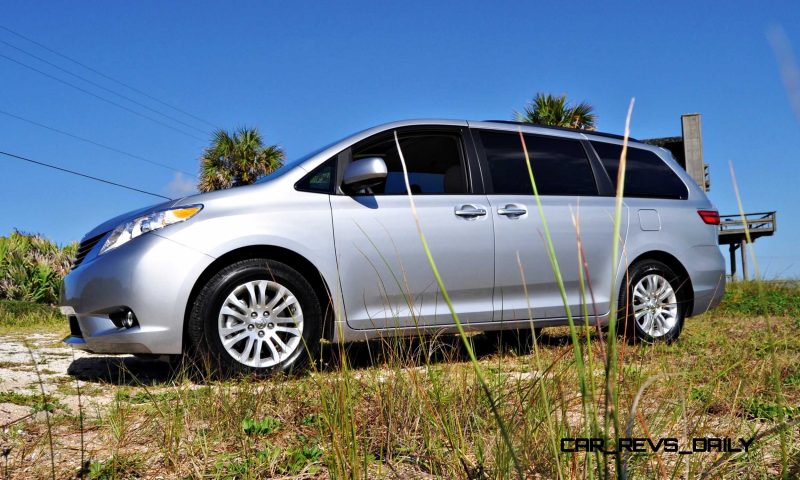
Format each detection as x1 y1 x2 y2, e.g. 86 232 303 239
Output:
479 130 598 196
591 141 688 199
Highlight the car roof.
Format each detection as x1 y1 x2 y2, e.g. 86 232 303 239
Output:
367 118 638 143
479 120 637 141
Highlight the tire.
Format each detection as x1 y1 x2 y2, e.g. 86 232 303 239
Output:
618 259 686 344
187 258 322 377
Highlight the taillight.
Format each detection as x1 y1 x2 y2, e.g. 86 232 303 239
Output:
698 210 720 225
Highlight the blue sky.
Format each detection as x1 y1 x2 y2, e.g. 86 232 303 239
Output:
1 1 799 277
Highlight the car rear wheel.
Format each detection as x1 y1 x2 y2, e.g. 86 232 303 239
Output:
619 259 685 343
188 258 321 377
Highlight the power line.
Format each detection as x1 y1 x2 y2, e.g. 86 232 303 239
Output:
0 53 207 142
0 38 210 136
0 109 197 177
0 24 219 130
0 150 171 200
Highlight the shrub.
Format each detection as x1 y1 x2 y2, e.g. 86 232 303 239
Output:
717 280 800 318
0 230 76 304
0 300 65 333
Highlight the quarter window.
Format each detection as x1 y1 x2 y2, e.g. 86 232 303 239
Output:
479 130 598 196
590 141 688 199
349 132 468 195
296 158 335 193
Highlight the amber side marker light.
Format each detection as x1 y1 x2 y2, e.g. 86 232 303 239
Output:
698 210 720 225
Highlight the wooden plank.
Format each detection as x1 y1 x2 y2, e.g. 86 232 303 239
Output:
681 114 707 190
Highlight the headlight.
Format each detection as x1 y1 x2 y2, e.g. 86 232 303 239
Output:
99 205 203 255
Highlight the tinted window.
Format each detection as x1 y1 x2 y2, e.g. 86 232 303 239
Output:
479 130 598 196
296 157 335 193
349 132 467 195
591 141 688 199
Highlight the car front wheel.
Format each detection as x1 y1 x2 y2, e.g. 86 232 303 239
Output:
187 258 321 377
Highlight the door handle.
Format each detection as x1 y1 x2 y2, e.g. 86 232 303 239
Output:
454 204 487 218
498 205 527 217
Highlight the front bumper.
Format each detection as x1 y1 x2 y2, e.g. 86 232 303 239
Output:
60 233 214 354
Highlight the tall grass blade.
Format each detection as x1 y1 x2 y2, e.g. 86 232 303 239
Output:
393 131 525 479
24 341 55 479
70 346 88 478
604 98 634 478
729 161 789 477
728 162 760 281
515 253 563 477
768 26 800 122
516 127 590 477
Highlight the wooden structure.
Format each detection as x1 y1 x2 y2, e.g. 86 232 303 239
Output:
645 114 710 191
645 114 777 281
718 212 777 280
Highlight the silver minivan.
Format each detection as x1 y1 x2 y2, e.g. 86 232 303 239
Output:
60 119 726 375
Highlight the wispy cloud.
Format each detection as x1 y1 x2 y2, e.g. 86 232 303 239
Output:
163 172 197 198
768 26 800 122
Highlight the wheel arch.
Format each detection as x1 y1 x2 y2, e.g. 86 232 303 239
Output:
182 245 335 352
627 250 694 317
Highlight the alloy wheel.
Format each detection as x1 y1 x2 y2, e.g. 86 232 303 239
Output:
631 273 678 338
217 280 304 368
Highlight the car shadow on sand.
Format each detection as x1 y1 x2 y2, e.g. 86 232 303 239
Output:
67 355 175 385
66 330 575 386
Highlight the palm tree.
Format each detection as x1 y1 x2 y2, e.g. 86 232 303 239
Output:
515 93 596 130
198 127 284 192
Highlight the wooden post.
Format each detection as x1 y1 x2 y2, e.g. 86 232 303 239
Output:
740 242 748 281
681 114 707 191
729 243 737 280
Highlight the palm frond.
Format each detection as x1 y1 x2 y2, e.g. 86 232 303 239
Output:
516 92 596 130
197 126 284 192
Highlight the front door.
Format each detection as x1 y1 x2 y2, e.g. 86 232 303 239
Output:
331 126 495 330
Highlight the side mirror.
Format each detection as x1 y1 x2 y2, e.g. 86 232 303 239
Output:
342 157 388 191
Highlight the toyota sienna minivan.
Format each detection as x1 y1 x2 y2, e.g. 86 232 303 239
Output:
60 119 726 375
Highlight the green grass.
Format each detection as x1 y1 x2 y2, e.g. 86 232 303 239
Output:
0 390 60 413
0 300 66 335
242 416 281 436
716 280 800 317
86 454 143 480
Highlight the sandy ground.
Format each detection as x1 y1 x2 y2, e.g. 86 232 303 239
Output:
0 333 171 426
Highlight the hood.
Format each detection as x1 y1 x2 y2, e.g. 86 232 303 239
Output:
81 199 179 240
80 174 293 242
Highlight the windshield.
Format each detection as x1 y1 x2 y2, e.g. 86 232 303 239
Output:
256 139 343 184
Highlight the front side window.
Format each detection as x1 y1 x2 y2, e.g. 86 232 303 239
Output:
479 130 598 196
591 141 688 199
349 132 468 195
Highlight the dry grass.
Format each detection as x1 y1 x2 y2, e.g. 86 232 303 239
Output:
0 284 798 479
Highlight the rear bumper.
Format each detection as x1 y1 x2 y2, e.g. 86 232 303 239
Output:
60 233 214 354
686 245 726 316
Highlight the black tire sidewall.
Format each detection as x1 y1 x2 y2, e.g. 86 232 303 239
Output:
188 258 322 377
619 260 685 344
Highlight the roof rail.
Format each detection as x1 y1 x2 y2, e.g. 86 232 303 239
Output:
481 120 637 141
